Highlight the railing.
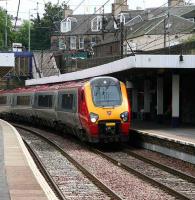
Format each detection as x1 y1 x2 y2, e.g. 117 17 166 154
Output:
61 55 123 73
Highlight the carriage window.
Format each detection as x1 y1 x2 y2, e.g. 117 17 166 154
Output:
38 95 53 108
17 96 30 106
0 96 7 104
61 93 75 110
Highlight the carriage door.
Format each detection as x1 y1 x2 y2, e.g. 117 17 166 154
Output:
57 90 79 130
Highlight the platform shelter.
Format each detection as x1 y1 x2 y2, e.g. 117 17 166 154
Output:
25 54 195 127
0 53 15 77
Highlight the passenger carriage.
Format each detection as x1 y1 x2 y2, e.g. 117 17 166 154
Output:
0 90 12 115
0 76 131 143
11 87 36 122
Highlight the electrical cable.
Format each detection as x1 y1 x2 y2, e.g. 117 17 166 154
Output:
142 25 195 51
131 0 193 52
14 0 21 29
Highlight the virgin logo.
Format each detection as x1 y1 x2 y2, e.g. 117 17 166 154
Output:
107 111 112 116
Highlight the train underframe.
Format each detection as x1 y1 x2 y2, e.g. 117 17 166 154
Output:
1 112 129 143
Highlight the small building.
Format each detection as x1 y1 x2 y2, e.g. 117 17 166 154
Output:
51 0 195 59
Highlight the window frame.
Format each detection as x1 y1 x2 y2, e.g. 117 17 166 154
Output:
35 92 55 109
15 95 31 106
91 16 103 32
70 36 77 50
0 95 7 105
79 37 84 49
60 18 71 33
57 90 77 113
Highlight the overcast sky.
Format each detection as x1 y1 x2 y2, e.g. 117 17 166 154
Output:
0 0 194 21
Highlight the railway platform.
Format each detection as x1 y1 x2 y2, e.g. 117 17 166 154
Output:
0 119 58 200
131 120 195 165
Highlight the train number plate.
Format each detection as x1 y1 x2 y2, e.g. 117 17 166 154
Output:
106 122 115 127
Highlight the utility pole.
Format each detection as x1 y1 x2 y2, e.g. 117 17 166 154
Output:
102 5 105 41
5 0 7 48
28 9 31 52
164 12 170 49
120 21 124 58
164 18 166 48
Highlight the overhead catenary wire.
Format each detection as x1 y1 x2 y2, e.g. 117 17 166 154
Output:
62 0 171 44
18 0 194 52
50 0 186 56
63 0 174 56
142 25 195 51
68 0 171 55
131 0 193 52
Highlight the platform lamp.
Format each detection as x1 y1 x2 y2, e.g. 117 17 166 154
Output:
179 50 184 62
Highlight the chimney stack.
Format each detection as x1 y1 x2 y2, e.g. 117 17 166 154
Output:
112 0 129 17
168 0 185 7
63 4 73 18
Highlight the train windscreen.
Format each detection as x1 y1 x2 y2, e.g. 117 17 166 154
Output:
91 78 122 107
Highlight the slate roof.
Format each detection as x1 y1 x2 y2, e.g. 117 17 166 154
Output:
59 13 114 36
126 14 195 39
51 4 195 46
147 5 195 18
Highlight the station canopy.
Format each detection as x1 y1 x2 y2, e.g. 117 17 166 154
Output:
0 53 15 78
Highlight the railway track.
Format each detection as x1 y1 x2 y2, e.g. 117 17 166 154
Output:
23 140 65 200
15 124 122 200
92 146 195 200
13 123 177 199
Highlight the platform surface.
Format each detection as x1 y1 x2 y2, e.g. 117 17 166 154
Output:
132 120 195 147
0 119 58 200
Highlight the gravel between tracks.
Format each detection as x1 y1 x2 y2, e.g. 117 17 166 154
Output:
20 127 176 200
130 148 195 177
105 151 195 199
20 130 110 200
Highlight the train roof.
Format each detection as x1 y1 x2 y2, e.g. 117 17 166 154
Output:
0 76 119 94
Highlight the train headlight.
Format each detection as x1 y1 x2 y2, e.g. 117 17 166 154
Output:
120 111 129 122
90 112 99 123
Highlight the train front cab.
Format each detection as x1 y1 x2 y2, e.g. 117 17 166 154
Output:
80 77 130 143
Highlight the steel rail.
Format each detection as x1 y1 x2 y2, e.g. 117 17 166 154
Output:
23 140 65 200
15 124 123 200
91 147 192 200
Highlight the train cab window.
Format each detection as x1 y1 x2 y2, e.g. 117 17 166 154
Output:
91 78 122 107
61 93 75 110
38 95 53 108
16 96 30 106
0 96 7 105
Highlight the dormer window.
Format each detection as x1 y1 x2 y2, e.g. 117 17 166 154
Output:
91 16 103 32
61 17 77 33
165 23 172 29
114 13 126 29
119 13 126 24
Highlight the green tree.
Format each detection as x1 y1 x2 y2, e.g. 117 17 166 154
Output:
0 7 14 50
14 20 29 50
31 2 64 50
